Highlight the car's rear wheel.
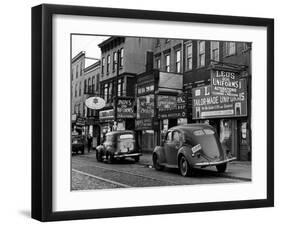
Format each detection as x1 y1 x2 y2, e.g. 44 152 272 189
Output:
179 155 192 177
134 156 140 163
216 163 227 173
153 153 164 171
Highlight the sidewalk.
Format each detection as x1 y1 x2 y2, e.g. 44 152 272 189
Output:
139 152 251 181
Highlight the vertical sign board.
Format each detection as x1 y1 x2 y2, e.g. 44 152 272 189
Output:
192 79 247 119
116 97 135 118
136 95 155 119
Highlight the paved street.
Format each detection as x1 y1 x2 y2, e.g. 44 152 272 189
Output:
71 150 251 190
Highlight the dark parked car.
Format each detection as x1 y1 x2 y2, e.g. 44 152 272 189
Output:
96 130 141 163
152 124 236 177
72 135 85 154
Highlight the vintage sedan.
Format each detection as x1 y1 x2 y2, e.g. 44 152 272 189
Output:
96 130 141 163
71 135 85 154
152 124 236 176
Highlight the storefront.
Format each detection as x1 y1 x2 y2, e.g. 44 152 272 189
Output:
135 69 184 152
191 68 251 161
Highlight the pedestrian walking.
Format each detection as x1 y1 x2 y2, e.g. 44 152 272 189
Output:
87 134 92 152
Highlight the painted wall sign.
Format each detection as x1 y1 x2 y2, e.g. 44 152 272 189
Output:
136 95 154 119
157 94 187 119
99 109 114 121
192 80 247 119
116 98 135 118
85 96 105 110
211 70 241 96
135 118 153 130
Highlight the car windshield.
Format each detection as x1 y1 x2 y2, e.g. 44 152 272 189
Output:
192 129 220 158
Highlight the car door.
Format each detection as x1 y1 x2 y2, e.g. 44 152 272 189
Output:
169 131 182 165
164 130 180 166
163 131 173 164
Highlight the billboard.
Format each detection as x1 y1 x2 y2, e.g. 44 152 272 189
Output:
136 95 155 119
116 97 135 118
192 79 247 119
211 69 242 96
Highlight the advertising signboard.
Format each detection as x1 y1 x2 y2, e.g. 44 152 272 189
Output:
99 109 114 122
211 69 241 96
137 95 154 119
116 98 135 118
85 96 106 109
157 94 187 119
135 118 153 130
192 79 247 119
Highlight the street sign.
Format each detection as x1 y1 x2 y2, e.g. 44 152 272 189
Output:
85 96 105 110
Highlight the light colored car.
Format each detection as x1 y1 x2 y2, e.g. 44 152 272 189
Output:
152 124 236 176
96 130 141 163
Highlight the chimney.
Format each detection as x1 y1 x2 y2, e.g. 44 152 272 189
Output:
145 51 153 72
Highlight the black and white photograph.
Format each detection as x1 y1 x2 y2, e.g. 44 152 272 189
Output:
71 35 252 190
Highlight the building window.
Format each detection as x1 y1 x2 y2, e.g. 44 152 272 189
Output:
175 50 181 73
71 70 74 81
79 82 81 96
197 41 205 67
155 38 160 47
108 82 112 101
92 76 95 94
185 42 192 71
165 39 170 43
104 83 108 103
118 79 123 96
120 48 124 67
155 57 161 69
107 55 110 74
76 65 78 78
225 42 236 56
165 54 170 72
75 84 77 97
84 80 87 94
80 62 83 76
101 57 105 75
211 41 219 61
113 52 117 71
88 78 91 93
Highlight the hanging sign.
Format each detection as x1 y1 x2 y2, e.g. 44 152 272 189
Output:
85 97 105 110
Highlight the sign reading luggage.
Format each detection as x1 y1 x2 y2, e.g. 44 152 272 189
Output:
211 69 241 96
192 80 247 119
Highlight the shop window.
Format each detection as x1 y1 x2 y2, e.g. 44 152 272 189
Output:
220 119 232 155
101 57 105 75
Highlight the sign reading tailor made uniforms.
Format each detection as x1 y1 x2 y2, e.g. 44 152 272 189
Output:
211 69 242 96
157 94 187 119
192 79 247 119
116 97 135 118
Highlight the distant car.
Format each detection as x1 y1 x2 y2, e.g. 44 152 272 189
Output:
72 135 85 154
96 130 141 163
152 124 236 177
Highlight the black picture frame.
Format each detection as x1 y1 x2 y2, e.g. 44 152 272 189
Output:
31 4 274 222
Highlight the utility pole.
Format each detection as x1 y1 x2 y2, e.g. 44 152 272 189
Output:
114 49 121 125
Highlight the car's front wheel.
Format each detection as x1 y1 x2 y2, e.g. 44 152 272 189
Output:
153 153 164 171
216 163 227 173
96 150 102 162
179 155 192 177
134 156 140 163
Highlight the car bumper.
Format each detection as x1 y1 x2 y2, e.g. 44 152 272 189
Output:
194 157 236 167
114 153 142 158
